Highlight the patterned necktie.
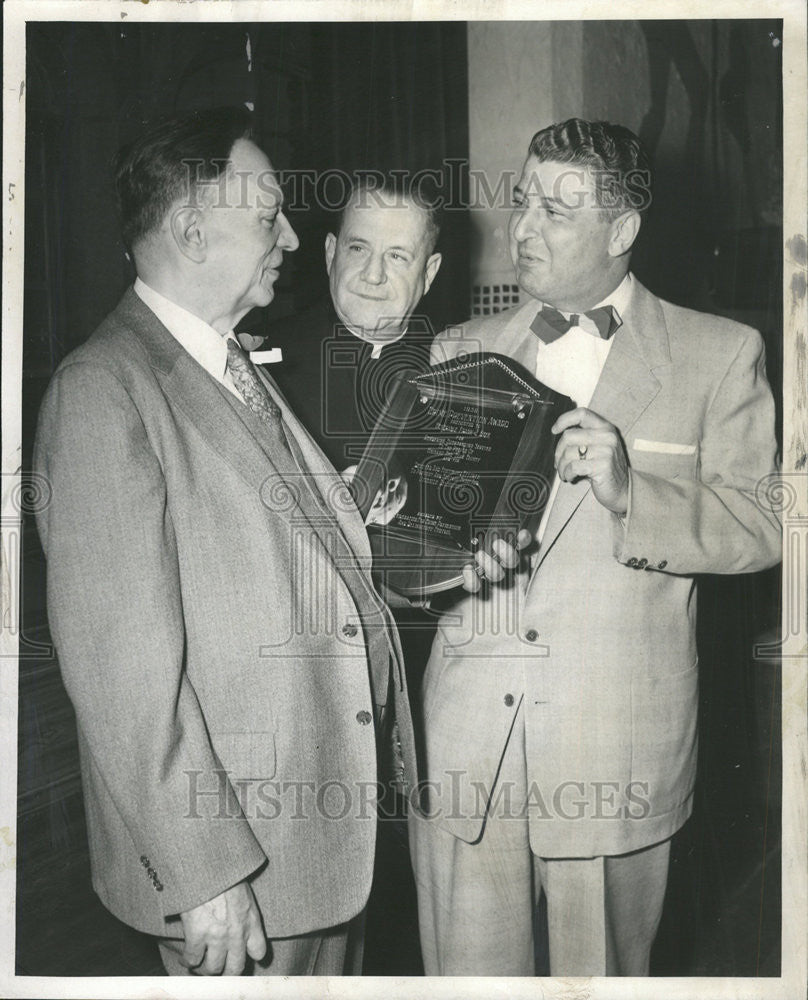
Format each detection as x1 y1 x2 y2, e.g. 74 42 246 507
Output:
226 338 283 422
225 338 294 460
530 303 622 344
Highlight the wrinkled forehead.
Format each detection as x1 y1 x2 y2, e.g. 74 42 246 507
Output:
516 156 602 210
340 194 431 243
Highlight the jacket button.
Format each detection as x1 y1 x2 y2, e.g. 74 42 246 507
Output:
140 856 149 867
525 629 539 642
658 560 667 569
342 623 358 638
154 881 164 892
637 558 648 568
504 693 514 707
626 557 638 567
356 710 372 725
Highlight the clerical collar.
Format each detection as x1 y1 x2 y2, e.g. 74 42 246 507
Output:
338 317 408 359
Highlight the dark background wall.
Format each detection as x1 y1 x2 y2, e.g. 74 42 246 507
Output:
23 21 469 391
18 19 782 978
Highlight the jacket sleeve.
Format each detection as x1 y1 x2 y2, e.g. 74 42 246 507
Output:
34 361 267 917
615 326 781 574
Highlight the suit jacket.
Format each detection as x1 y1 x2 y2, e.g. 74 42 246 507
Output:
33 288 416 938
419 278 780 856
270 300 439 703
270 300 433 470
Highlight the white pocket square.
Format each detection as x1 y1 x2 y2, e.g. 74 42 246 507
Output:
633 438 697 455
250 348 284 365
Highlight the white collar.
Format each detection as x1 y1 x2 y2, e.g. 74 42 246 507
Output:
338 316 408 359
594 271 633 318
369 336 404 359
541 272 633 323
134 277 236 381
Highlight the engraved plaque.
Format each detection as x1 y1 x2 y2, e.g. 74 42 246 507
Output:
351 352 574 597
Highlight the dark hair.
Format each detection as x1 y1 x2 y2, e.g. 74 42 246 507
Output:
528 118 653 214
113 106 253 251
336 173 442 255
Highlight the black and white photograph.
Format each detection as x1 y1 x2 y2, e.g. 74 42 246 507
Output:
1 2 806 998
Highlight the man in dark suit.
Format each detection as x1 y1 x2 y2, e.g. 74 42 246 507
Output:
270 177 443 473
410 118 781 977
34 107 423 977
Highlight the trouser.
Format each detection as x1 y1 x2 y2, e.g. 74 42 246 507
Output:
157 909 365 976
410 714 671 977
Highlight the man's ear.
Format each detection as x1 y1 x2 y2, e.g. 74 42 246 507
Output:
170 206 206 263
608 210 641 258
324 232 337 274
422 252 443 296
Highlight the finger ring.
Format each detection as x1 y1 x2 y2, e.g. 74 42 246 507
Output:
578 444 588 459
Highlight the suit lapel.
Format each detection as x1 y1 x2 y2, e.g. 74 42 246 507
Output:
587 279 670 429
496 300 543 371
254 354 400 695
255 363 374 566
119 289 370 566
167 355 299 515
118 290 290 505
116 288 391 695
531 279 671 572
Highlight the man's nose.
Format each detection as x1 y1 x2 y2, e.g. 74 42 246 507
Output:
277 212 299 252
361 252 386 285
511 207 537 243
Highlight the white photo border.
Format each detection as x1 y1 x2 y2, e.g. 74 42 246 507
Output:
2 2 805 998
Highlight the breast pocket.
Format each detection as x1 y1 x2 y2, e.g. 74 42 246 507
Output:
629 440 700 480
211 729 277 780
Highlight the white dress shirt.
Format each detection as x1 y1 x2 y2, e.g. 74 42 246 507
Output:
134 278 244 403
533 273 633 545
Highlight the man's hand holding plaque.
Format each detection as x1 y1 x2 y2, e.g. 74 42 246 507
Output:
461 528 533 593
344 462 530 594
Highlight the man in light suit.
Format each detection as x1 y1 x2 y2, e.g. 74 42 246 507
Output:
34 107 429 976
410 118 781 977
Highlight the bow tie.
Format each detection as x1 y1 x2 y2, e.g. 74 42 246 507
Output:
530 303 622 344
